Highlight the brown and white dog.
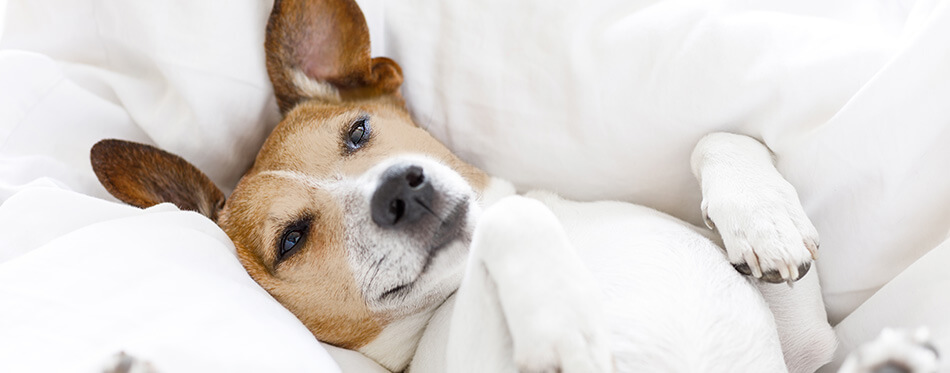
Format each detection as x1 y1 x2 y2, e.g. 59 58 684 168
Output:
89 0 939 372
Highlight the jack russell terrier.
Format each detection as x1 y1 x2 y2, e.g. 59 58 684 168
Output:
89 0 938 371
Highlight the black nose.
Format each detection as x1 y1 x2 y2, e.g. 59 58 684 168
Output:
371 165 435 228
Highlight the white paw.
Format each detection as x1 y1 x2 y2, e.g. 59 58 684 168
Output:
102 351 157 373
477 196 614 373
702 176 819 283
509 300 614 373
839 328 939 373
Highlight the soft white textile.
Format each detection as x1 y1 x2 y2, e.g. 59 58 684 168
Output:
2 0 949 370
820 234 950 372
0 187 343 372
0 0 279 201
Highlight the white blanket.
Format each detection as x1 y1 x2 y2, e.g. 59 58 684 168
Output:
0 187 344 371
2 0 949 371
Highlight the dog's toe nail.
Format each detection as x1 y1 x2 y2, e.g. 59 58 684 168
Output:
733 262 752 276
760 270 785 284
873 361 913 373
924 342 940 358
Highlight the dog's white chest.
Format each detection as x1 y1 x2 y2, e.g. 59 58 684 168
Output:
410 185 789 372
524 191 787 372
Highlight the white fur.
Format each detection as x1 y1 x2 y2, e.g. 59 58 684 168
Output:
690 133 819 282
344 155 477 317
458 195 613 372
290 68 342 102
100 352 157 373
360 311 434 371
413 185 788 372
258 169 337 189
405 132 838 372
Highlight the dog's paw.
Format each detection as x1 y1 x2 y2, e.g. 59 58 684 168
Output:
477 196 614 373
102 351 157 373
839 328 939 373
702 176 819 283
510 304 614 373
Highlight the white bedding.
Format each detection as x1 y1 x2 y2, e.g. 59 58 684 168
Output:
2 0 949 371
0 187 344 372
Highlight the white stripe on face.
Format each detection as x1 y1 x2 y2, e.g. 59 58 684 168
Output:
257 169 339 190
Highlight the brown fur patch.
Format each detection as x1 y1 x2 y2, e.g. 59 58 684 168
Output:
222 173 383 348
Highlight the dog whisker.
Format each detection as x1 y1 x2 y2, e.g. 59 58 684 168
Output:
365 255 386 293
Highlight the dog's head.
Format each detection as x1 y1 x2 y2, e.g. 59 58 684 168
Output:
91 0 488 368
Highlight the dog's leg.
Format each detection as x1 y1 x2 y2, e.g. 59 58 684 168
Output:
691 132 818 283
443 250 520 373
691 132 836 371
838 328 939 373
446 196 613 373
757 270 838 373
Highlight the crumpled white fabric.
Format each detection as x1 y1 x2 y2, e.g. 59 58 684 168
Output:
383 0 950 334
0 0 280 201
0 187 344 372
2 0 949 370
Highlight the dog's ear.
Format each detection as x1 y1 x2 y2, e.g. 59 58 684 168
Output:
265 0 403 113
90 139 226 222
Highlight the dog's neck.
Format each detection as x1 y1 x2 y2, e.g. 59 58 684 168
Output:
358 308 435 371
357 177 516 371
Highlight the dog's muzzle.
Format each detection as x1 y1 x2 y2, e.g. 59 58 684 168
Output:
371 164 435 228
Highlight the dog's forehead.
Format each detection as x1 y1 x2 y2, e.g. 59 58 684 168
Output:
250 99 414 176
253 104 357 173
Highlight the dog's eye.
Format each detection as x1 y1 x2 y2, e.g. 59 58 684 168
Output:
346 117 371 150
277 219 310 262
280 230 302 256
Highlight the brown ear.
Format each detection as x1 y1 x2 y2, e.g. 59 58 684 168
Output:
265 0 403 113
90 139 226 222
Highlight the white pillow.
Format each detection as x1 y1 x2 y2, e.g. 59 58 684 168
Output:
0 0 279 200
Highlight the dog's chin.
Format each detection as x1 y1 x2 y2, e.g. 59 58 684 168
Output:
380 239 468 308
375 201 478 315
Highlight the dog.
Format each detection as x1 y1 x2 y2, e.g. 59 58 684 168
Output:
89 0 939 371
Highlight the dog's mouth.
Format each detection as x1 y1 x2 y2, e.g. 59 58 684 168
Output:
379 200 469 301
